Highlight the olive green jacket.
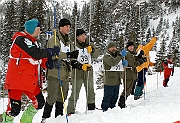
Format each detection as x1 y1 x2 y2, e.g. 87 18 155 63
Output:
46 30 74 82
71 39 100 80
103 51 123 86
122 50 140 81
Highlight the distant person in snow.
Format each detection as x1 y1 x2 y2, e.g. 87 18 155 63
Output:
134 37 157 100
101 42 127 111
162 55 174 87
67 29 100 115
118 41 144 109
2 19 60 123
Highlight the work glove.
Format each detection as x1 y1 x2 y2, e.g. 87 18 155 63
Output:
119 49 127 57
122 60 128 67
137 50 144 59
80 63 92 71
46 57 54 69
66 50 79 59
71 60 79 69
46 46 60 56
86 46 94 53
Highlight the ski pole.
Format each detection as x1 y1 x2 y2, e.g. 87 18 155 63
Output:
53 1 68 122
58 70 68 123
74 15 77 111
1 63 10 113
122 32 127 107
143 69 146 100
85 2 92 114
138 2 146 100
2 81 5 112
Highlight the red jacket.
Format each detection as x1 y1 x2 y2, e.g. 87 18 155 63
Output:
162 60 174 76
5 32 50 93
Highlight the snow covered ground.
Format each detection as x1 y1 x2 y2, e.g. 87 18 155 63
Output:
1 61 180 123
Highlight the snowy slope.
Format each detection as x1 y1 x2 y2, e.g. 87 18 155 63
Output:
149 5 180 51
1 61 180 123
43 66 180 123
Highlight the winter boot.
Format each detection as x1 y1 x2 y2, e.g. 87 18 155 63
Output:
20 104 37 123
134 96 141 100
55 101 63 118
88 103 96 110
118 95 125 109
2 112 14 123
42 102 53 121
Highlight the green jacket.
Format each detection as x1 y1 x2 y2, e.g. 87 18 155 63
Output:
103 51 123 86
71 39 100 80
122 50 140 81
46 30 74 82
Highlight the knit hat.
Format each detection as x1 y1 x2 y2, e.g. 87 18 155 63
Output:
59 18 71 28
142 41 146 46
76 29 86 37
126 41 134 48
107 42 116 49
24 19 41 34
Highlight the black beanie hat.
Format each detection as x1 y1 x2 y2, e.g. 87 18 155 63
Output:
76 29 86 37
59 18 71 28
126 41 134 48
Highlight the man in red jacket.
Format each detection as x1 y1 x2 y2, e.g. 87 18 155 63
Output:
162 55 174 87
2 19 60 123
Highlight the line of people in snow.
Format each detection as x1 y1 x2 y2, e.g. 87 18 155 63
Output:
1 18 174 123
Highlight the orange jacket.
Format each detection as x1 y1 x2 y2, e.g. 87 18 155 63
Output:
136 37 157 72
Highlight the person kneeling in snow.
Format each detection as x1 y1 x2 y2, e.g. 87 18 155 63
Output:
162 55 174 87
101 42 127 112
